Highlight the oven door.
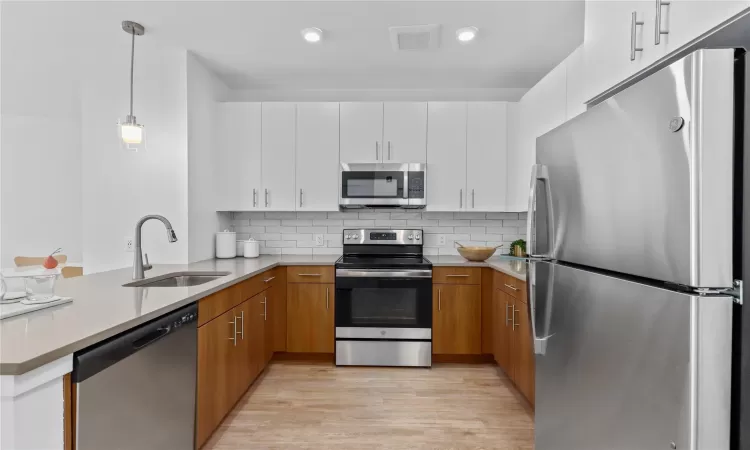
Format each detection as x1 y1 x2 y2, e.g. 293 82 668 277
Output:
335 269 432 338
340 163 409 207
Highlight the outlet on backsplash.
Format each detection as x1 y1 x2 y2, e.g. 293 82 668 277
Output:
315 234 325 246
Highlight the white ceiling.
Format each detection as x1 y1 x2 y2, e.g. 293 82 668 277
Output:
5 1 585 93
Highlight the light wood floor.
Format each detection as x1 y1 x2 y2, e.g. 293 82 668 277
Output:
204 362 535 450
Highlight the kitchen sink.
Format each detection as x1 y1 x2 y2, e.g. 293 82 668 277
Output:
123 271 231 288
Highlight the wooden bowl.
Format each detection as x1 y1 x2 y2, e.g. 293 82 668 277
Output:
456 246 498 262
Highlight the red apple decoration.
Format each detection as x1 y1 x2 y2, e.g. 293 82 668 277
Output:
43 248 62 269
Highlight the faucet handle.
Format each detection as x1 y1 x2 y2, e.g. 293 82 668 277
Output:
144 253 152 271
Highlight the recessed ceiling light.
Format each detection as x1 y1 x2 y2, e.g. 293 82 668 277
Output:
456 26 478 43
301 27 323 43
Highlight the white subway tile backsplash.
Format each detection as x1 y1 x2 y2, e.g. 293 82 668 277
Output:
281 219 313 226
314 219 344 226
296 227 328 234
264 212 298 219
249 219 281 226
344 220 375 227
224 211 525 255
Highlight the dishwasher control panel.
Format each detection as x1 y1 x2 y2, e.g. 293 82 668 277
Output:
171 311 198 329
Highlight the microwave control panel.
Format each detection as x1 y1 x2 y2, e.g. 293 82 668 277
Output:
408 171 425 199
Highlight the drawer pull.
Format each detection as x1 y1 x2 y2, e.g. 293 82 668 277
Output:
263 276 276 283
513 308 519 330
298 273 321 277
446 274 470 278
505 302 512 327
504 283 519 291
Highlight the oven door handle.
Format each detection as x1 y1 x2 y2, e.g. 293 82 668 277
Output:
335 269 432 279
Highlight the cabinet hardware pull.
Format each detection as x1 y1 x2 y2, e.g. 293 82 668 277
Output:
265 189 269 207
459 189 463 209
630 11 644 61
253 189 257 208
446 274 470 278
388 141 392 160
298 273 321 277
438 289 442 311
513 307 519 330
228 318 237 346
326 288 330 310
300 189 304 207
655 0 671 45
261 297 267 321
375 141 379 161
504 283 519 291
505 302 512 327
263 276 276 283
472 189 475 208
237 311 245 340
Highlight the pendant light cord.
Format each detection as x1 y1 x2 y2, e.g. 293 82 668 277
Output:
129 30 135 119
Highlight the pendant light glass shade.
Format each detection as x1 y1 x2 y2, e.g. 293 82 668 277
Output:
119 21 146 152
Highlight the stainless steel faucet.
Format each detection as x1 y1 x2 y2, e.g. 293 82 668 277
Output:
133 215 178 280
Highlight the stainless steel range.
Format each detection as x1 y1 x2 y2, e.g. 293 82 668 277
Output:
334 229 432 367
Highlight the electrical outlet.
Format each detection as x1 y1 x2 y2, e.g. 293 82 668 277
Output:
125 237 134 252
314 234 325 247
438 235 446 246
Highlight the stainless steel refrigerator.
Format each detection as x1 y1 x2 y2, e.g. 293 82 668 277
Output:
528 48 742 450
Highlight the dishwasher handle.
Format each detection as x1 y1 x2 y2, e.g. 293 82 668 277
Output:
73 303 198 383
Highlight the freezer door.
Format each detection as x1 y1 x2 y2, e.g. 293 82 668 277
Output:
530 49 735 288
530 261 733 450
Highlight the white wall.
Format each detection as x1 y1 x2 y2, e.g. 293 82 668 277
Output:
186 53 231 263
0 4 83 267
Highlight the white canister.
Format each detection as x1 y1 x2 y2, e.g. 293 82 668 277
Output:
216 231 237 259
243 239 260 258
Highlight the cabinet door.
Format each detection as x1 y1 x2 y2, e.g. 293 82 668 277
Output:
383 102 427 162
512 296 535 406
234 300 254 392
263 287 275 365
340 102 384 162
196 308 240 448
215 103 261 211
492 288 513 377
296 102 340 211
426 102 467 211
268 270 288 352
583 1 651 101
261 102 296 210
467 102 507 211
657 1 750 59
287 283 335 353
432 284 481 354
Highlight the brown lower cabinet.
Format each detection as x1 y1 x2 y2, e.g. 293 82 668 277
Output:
493 285 535 406
432 284 482 355
286 283 335 353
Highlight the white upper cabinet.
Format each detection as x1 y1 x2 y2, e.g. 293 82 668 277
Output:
426 102 467 211
261 103 297 211
340 102 384 163
296 103 340 211
583 0 652 101
653 1 750 59
466 102 507 212
383 102 427 162
215 103 261 211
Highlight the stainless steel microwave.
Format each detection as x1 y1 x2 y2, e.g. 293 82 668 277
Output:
339 163 426 209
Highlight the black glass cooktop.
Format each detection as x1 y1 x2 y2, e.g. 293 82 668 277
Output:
335 255 432 270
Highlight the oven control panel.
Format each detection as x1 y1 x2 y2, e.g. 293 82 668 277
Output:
343 229 422 245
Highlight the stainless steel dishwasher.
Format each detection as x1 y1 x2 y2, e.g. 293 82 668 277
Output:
73 303 197 450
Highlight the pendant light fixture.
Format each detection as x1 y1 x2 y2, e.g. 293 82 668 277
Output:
118 21 146 151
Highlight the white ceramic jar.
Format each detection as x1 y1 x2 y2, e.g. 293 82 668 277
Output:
216 231 237 258
243 239 260 258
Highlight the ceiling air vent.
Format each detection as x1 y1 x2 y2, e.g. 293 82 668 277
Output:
389 24 441 51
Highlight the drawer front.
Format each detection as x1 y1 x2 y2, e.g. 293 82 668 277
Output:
498 272 527 302
433 267 481 285
198 282 244 326
287 266 335 284
240 272 268 302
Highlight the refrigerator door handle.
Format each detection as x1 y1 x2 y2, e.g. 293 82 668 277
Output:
528 261 555 355
526 164 554 259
